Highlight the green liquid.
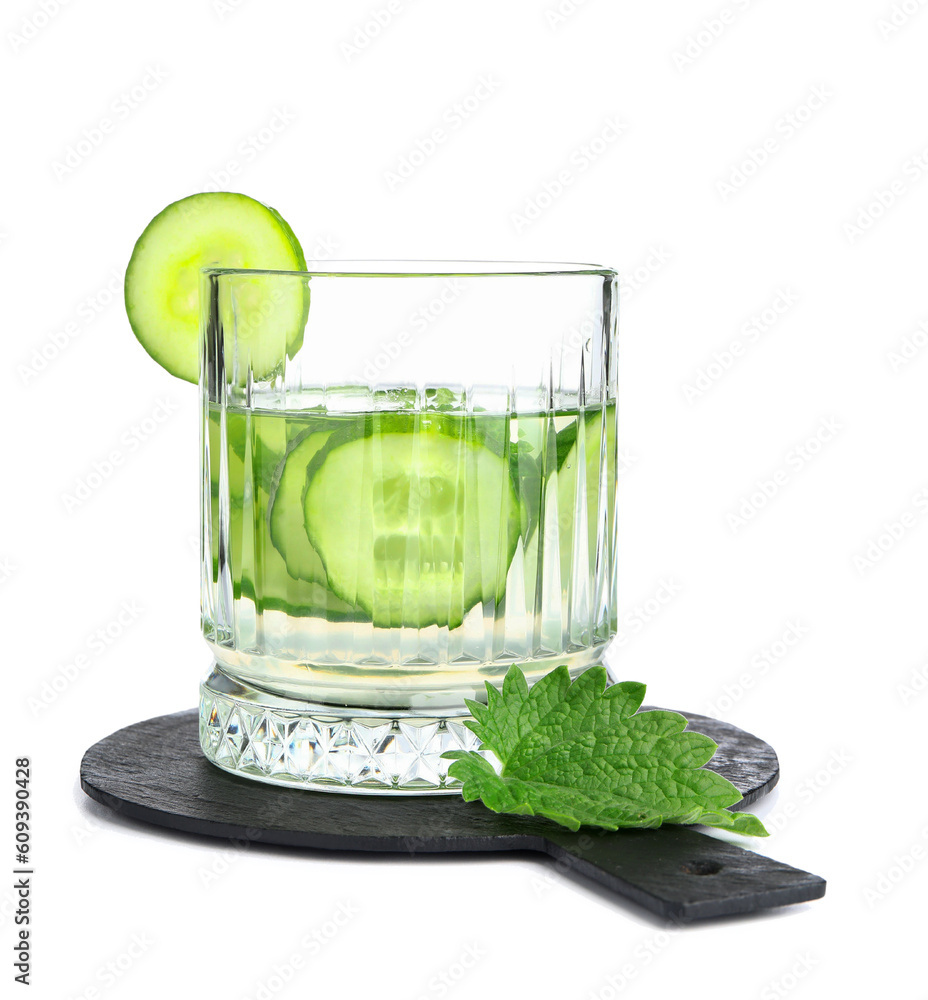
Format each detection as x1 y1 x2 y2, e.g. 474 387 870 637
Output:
202 394 617 707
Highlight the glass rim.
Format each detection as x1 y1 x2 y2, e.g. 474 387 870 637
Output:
201 259 617 279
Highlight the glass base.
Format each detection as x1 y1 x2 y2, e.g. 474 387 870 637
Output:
199 664 487 794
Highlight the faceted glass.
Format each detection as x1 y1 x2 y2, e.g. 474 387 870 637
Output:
199 262 619 791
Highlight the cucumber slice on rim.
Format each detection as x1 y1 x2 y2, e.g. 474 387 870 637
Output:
125 192 307 383
302 416 520 630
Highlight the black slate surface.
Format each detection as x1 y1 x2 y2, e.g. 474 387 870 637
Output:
80 708 825 921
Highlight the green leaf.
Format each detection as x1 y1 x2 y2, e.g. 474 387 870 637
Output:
443 664 768 836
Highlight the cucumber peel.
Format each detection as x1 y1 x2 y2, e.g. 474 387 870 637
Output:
268 430 332 585
125 191 307 383
302 415 520 630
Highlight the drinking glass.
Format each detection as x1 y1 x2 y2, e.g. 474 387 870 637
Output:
199 262 618 792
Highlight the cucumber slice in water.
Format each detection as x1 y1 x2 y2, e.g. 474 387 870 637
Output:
239 572 362 621
206 407 283 498
206 407 364 621
210 495 361 621
302 418 520 630
125 192 307 383
268 430 332 584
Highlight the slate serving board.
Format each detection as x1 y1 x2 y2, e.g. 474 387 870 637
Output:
80 708 825 921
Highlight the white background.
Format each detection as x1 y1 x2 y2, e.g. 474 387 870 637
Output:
3 0 927 997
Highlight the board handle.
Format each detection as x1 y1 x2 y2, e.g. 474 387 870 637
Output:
541 824 826 921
